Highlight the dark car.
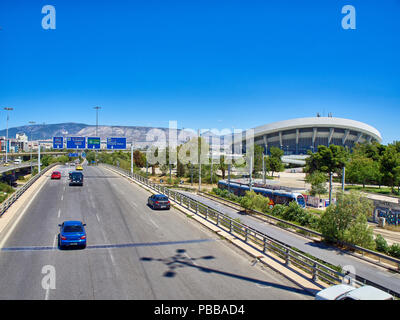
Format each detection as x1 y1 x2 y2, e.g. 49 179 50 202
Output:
69 171 83 186
148 194 170 210
58 220 87 249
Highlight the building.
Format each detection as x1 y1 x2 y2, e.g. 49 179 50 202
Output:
232 116 382 155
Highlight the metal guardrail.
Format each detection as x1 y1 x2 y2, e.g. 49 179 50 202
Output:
101 164 400 298
199 190 400 273
0 163 59 217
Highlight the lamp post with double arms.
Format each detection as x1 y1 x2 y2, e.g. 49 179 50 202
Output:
4 107 13 162
28 121 36 173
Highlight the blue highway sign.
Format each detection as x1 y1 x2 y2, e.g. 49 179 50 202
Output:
66 137 86 149
53 137 64 149
107 137 126 150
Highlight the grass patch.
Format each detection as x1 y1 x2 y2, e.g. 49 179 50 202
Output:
345 185 400 197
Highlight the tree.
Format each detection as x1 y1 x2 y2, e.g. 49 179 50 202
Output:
133 150 146 167
305 171 327 197
266 146 284 177
380 144 400 193
346 155 380 188
319 191 374 247
305 144 349 202
253 145 265 176
218 155 228 180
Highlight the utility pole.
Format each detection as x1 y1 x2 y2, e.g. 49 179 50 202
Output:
94 106 101 136
249 154 253 191
262 153 266 185
228 163 231 193
94 106 101 165
4 107 13 162
210 148 213 186
342 166 346 192
329 172 333 205
130 144 134 177
38 142 41 173
198 129 201 192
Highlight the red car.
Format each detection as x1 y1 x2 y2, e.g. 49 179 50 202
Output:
51 171 61 179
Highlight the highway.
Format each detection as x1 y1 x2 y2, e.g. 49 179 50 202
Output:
0 164 312 300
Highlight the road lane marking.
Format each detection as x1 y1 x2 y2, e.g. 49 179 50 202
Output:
57 209 61 218
96 213 100 222
60 194 63 201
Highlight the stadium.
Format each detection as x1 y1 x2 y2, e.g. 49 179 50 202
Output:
231 116 382 155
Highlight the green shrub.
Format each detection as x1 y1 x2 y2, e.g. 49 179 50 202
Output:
375 234 389 254
388 243 400 258
271 204 286 217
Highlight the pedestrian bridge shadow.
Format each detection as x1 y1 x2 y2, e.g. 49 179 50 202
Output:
305 241 348 256
140 248 314 297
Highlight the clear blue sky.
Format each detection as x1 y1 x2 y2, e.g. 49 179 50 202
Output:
0 0 399 143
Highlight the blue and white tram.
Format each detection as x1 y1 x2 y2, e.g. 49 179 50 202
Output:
217 180 306 208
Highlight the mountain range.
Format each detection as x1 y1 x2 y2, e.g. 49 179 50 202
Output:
0 123 215 147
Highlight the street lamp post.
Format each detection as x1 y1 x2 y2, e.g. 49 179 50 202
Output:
94 106 101 164
94 106 101 136
28 121 36 174
4 107 13 162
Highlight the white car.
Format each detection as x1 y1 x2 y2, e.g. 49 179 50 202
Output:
315 284 394 300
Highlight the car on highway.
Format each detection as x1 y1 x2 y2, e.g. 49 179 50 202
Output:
69 171 83 186
76 165 83 171
58 220 87 249
51 171 61 179
148 194 171 210
3 162 10 166
315 284 394 300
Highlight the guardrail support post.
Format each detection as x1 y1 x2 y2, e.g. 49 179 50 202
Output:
245 228 248 243
263 238 267 253
285 248 290 266
312 263 318 281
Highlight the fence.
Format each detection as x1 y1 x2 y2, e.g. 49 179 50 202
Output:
101 163 400 298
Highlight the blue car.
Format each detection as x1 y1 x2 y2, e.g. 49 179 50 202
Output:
58 220 87 249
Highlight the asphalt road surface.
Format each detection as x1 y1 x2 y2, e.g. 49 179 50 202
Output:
0 164 312 300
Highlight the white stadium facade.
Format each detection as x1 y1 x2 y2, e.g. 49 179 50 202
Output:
231 116 382 155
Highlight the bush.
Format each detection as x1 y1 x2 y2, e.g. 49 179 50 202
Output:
388 243 400 259
0 182 14 194
271 204 286 217
375 234 389 254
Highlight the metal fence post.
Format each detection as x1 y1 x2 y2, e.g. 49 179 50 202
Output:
245 228 248 242
230 220 232 233
263 238 267 253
